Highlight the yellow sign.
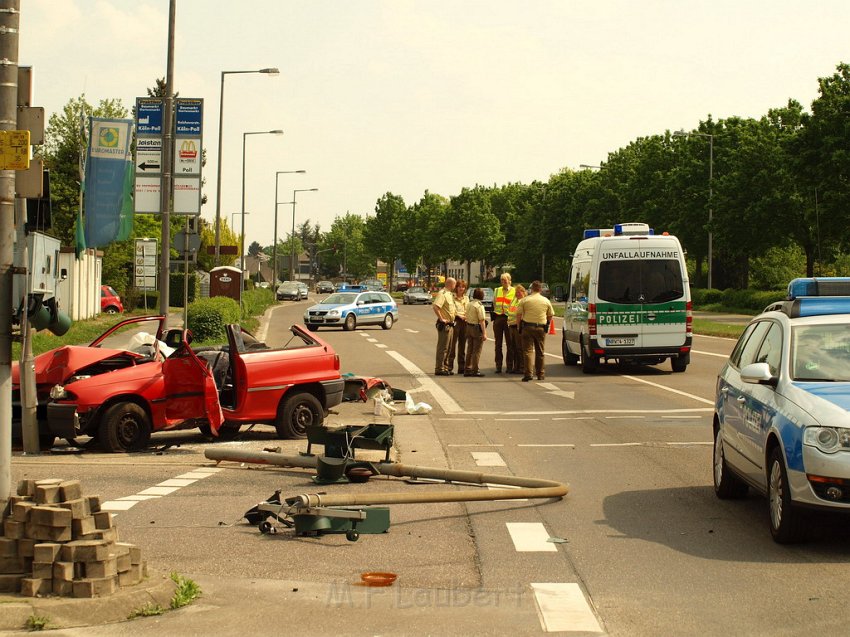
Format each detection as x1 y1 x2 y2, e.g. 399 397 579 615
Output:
0 130 30 170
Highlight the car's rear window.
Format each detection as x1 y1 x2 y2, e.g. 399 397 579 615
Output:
597 260 684 304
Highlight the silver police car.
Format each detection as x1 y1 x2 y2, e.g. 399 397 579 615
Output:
304 289 398 331
714 277 850 542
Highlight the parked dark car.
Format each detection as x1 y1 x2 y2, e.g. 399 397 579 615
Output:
361 278 384 292
467 287 494 313
316 280 335 294
403 286 433 305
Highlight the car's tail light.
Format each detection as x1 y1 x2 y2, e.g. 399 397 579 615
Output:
588 303 597 336
334 354 340 370
686 301 693 335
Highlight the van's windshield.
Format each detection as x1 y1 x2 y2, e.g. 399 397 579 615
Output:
597 260 684 304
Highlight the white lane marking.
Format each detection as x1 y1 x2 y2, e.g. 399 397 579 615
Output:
692 349 728 358
471 451 506 467
101 468 220 512
376 344 388 349
622 375 714 405
605 416 644 420
661 415 702 419
666 441 712 446
447 443 504 447
590 442 642 447
553 417 594 420
550 390 575 399
694 333 737 341
404 328 420 334
366 338 378 343
506 523 558 552
138 486 180 496
359 332 370 336
538 382 559 391
440 419 470 421
495 418 540 422
532 583 603 633
518 444 575 448
158 479 197 487
116 495 161 501
385 350 463 414
100 500 138 511
544 352 561 359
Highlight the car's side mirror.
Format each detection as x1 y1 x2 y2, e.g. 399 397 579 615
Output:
164 328 184 350
740 362 777 386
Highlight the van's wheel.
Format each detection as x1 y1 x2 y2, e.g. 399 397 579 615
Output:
768 446 806 543
382 313 394 330
562 337 579 366
99 402 151 453
343 314 357 331
713 427 748 498
671 353 690 373
581 340 599 374
275 391 323 439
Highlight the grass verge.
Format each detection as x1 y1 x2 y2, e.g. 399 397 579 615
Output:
692 319 746 339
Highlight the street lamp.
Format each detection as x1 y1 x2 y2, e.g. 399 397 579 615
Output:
273 170 306 286
579 164 601 170
674 129 714 289
241 130 284 280
214 67 279 266
291 188 319 281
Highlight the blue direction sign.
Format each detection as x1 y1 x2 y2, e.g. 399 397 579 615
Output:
136 98 163 135
175 99 203 136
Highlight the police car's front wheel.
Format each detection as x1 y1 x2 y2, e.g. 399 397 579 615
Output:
768 446 806 543
343 314 357 331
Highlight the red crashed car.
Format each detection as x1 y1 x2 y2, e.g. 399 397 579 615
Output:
12 316 343 452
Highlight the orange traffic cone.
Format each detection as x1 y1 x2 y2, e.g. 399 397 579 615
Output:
548 319 556 335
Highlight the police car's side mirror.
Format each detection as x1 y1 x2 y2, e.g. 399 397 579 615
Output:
741 362 777 387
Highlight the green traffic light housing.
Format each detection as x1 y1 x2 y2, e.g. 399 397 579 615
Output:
27 294 71 336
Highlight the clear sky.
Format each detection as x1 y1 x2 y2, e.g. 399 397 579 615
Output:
19 0 850 248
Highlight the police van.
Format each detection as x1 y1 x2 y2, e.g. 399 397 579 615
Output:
562 223 692 373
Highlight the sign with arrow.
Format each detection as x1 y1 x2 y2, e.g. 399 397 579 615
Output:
136 149 161 173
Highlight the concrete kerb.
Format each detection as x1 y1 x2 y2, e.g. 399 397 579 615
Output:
0 573 176 632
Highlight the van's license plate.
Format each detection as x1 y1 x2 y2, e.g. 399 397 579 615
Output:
606 338 635 346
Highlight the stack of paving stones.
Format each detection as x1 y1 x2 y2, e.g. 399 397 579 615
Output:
0 479 146 598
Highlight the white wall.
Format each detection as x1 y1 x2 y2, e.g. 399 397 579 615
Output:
57 248 101 320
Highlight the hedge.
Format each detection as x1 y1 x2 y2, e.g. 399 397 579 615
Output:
186 296 241 341
691 288 785 312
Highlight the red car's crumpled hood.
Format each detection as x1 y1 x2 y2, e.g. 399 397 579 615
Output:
12 346 140 387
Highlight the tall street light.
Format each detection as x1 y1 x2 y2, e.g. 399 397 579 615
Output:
674 129 714 288
242 130 284 280
214 67 279 267
291 188 319 281
273 170 306 286
579 164 601 170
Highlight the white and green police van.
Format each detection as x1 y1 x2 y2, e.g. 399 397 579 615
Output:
562 222 692 373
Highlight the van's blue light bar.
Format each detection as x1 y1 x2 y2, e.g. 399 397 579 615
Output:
583 229 601 239
787 277 850 299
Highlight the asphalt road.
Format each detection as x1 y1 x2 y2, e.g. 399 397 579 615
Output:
9 300 850 636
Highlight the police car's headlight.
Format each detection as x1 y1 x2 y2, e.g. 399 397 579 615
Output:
50 384 68 400
803 427 850 454
327 310 340 317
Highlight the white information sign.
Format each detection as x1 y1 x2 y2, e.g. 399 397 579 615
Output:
134 176 161 213
134 238 158 290
173 177 201 214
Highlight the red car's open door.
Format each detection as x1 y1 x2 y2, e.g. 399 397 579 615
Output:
162 331 224 434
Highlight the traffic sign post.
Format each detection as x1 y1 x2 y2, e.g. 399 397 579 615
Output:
134 98 164 213
173 98 203 214
134 238 158 291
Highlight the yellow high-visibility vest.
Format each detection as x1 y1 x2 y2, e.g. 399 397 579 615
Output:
493 286 516 315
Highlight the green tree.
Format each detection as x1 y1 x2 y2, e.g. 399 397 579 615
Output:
402 192 449 288
446 186 503 282
364 193 407 290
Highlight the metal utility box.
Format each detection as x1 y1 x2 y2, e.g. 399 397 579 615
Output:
12 231 60 311
209 266 242 301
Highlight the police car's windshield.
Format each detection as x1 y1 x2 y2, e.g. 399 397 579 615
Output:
324 293 357 305
792 325 850 382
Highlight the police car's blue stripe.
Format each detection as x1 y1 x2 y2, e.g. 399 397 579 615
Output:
774 412 805 472
794 382 850 411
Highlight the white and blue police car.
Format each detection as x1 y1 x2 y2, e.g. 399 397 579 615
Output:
303 286 398 332
714 277 850 542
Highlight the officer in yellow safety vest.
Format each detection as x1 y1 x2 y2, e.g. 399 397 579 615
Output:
492 272 516 373
506 284 526 375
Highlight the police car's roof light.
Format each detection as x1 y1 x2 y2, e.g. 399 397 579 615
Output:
787 277 850 300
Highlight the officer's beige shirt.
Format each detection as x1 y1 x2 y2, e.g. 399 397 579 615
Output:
516 292 553 325
433 288 457 321
466 299 486 327
453 293 469 321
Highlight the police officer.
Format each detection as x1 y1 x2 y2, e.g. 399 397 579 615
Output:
432 277 457 375
516 280 554 381
507 284 527 375
463 287 488 376
492 272 516 373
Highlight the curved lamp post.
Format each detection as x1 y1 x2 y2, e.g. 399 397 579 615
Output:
291 188 319 281
241 130 283 278
214 67 279 266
